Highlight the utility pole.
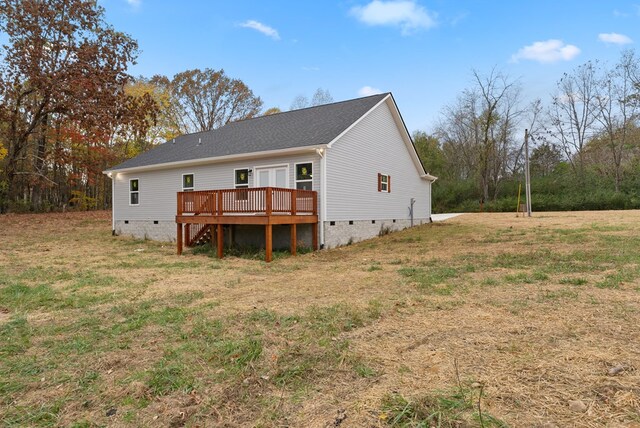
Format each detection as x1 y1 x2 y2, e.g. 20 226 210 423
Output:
524 129 532 217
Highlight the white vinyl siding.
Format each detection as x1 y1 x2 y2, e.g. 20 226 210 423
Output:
113 153 320 222
325 100 431 221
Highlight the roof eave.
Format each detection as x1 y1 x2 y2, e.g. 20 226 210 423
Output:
421 173 438 182
103 145 328 175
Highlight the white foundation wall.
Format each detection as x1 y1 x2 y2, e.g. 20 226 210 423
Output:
323 218 429 249
115 220 176 242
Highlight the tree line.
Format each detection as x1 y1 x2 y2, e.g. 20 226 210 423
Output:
415 51 640 213
0 0 290 213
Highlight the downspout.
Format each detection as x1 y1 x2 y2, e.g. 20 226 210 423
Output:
410 198 415 227
316 148 327 248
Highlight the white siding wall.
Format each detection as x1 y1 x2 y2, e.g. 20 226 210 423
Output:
113 153 320 222
325 100 431 221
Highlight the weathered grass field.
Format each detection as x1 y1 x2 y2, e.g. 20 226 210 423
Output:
1 211 639 427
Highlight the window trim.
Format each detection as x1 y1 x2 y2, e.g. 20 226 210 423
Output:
129 178 140 206
182 173 195 191
378 173 391 193
294 161 313 191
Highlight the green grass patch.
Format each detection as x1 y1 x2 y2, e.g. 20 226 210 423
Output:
559 277 588 286
596 268 639 289
380 388 506 427
146 353 197 396
398 261 468 295
538 289 579 302
354 362 378 378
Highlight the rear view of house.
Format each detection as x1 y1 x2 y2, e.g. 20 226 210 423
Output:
105 93 436 259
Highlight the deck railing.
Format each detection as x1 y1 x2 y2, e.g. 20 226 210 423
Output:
177 187 317 216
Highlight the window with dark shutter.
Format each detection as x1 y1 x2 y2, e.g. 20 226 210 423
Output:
378 173 390 193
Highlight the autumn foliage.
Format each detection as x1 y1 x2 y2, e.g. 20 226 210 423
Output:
0 0 262 213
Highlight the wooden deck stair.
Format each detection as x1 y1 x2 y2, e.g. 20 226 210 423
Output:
186 223 212 247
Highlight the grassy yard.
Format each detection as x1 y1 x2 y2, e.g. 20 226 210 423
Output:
1 211 639 427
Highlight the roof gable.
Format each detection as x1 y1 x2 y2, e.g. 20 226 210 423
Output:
328 94 435 181
107 93 388 172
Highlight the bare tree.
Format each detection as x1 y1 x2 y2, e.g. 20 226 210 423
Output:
436 69 523 201
594 50 640 191
509 98 544 176
289 88 333 110
290 95 309 110
311 88 333 106
548 61 600 179
168 68 262 134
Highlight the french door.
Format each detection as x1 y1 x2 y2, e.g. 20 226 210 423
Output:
256 166 288 188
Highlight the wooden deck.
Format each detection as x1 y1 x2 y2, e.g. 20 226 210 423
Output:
175 187 318 262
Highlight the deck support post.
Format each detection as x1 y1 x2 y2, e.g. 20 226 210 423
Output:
312 222 318 251
217 224 224 259
265 224 273 262
177 223 183 255
290 224 297 256
184 224 190 247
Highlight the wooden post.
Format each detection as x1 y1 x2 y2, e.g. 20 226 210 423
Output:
312 191 318 215
177 223 183 255
217 224 224 259
217 190 223 215
290 224 297 256
291 189 297 215
184 224 190 247
265 187 272 216
265 224 273 262
312 222 318 250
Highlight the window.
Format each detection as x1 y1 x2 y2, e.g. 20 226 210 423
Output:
378 173 390 193
129 179 139 205
235 169 249 189
182 173 194 191
235 168 249 200
295 162 313 190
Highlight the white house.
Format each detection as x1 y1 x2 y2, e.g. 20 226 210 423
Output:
104 93 436 260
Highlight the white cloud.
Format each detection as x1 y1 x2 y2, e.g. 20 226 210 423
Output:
350 1 436 35
598 32 633 45
301 66 320 71
358 86 383 96
510 39 580 63
239 20 280 40
126 0 141 8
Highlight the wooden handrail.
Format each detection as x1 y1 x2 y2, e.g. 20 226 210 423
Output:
178 187 317 217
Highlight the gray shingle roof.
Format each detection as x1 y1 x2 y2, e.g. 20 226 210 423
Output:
107 93 389 171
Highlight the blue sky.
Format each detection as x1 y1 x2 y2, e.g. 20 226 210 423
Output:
101 0 639 133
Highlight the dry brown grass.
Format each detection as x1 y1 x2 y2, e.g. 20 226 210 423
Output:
1 210 640 427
